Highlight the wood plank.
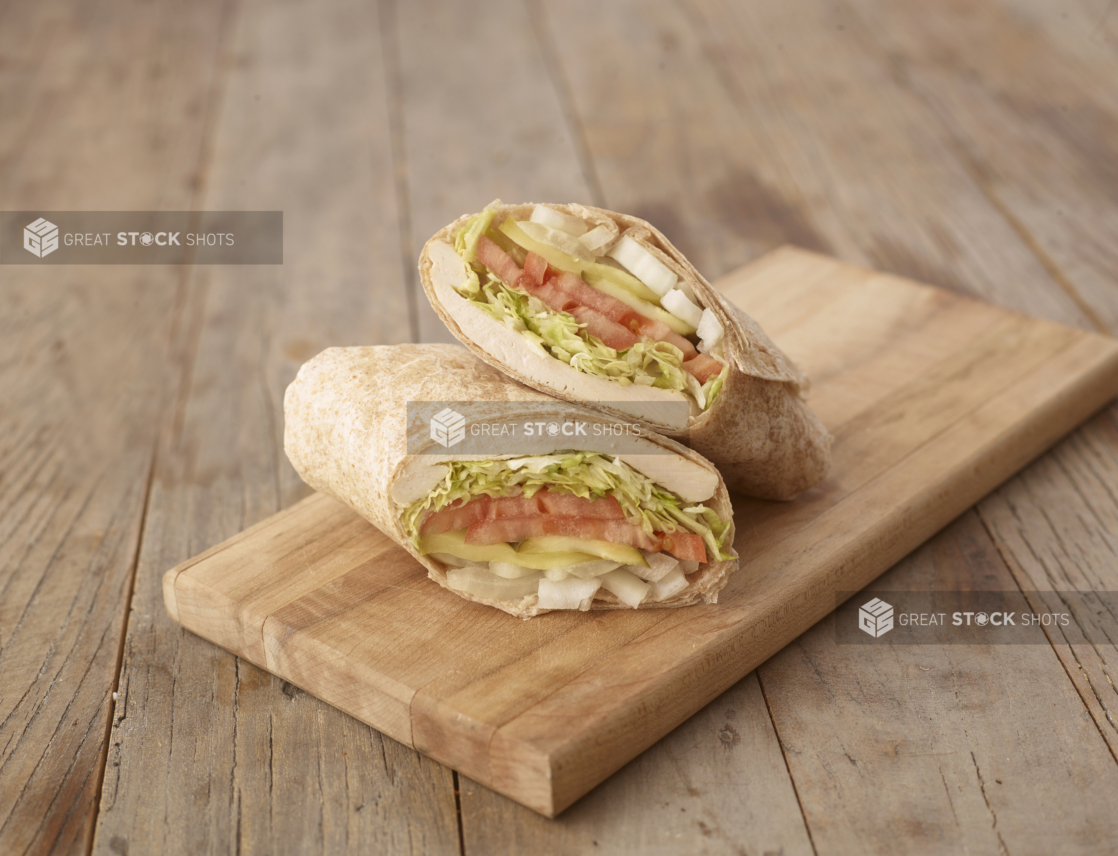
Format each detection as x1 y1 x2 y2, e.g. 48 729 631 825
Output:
390 0 593 343
536 0 1091 329
846 0 1118 331
0 1 230 854
459 673 814 856
163 248 1118 819
976 417 1118 761
832 0 1118 768
89 0 460 854
759 511 1118 854
1005 0 1118 77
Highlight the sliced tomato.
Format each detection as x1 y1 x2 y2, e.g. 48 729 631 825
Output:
627 314 698 359
658 531 707 563
557 272 706 358
466 516 659 550
523 251 549 287
479 246 707 368
421 490 625 534
683 353 723 384
569 305 642 350
476 235 523 286
420 496 491 535
555 272 630 323
475 496 531 519
538 491 624 519
520 275 576 314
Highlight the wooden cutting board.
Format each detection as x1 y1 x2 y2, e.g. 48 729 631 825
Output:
163 246 1118 817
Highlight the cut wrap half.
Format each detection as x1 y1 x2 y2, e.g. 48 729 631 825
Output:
283 344 738 619
418 201 832 500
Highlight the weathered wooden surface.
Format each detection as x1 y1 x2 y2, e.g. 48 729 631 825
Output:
161 247 1118 818
393 0 595 343
0 0 229 853
2 0 1117 852
87 1 459 854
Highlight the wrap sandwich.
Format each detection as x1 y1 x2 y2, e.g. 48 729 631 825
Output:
419 202 832 499
283 344 738 619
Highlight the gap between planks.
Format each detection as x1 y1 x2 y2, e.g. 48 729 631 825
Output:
875 48 1111 337
755 666 820 856
975 506 1118 770
83 0 247 852
377 0 422 345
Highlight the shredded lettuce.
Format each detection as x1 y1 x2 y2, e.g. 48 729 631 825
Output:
455 208 496 265
399 453 734 563
451 211 727 409
702 360 729 405
474 273 688 390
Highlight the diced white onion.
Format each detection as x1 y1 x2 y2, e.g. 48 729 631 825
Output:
627 552 680 583
649 567 689 602
563 560 623 579
599 568 651 608
491 561 543 579
530 205 588 237
447 566 543 601
679 559 701 574
661 289 703 328
431 552 468 568
607 235 677 297
675 279 697 302
696 309 724 349
579 224 614 254
543 567 571 581
538 577 601 610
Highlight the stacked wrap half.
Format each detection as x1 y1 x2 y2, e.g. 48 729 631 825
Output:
284 344 738 619
420 202 832 500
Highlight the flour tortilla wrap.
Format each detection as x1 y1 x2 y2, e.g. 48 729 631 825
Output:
418 202 832 499
283 344 738 619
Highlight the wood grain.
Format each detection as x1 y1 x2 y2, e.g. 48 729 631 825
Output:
0 1 230 853
847 0 1118 331
388 0 594 344
832 0 1118 768
559 3 1118 849
460 673 814 856
89 0 459 854
4 0 1118 853
537 0 1092 329
163 248 1118 818
759 510 1118 855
